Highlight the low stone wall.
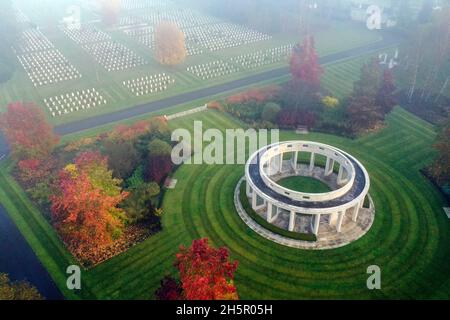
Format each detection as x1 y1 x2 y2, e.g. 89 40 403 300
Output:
165 104 207 121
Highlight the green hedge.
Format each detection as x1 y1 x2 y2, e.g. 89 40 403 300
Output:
239 182 317 242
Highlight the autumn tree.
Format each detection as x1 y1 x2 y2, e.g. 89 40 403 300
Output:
290 35 323 92
51 152 128 257
346 58 386 132
0 102 59 161
103 139 140 179
154 22 187 66
146 138 173 183
353 58 382 99
347 96 384 133
430 120 450 186
276 109 316 129
155 276 182 300
175 238 239 300
261 102 281 122
284 35 323 112
121 182 160 224
0 273 43 300
98 0 121 26
376 69 398 114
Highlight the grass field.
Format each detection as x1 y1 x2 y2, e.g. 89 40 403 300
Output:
277 176 332 193
0 0 383 125
1 106 449 299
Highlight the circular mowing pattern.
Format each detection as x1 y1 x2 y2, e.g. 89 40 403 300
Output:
239 141 375 249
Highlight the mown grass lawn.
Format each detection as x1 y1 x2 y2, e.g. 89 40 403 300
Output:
277 176 332 193
1 107 449 299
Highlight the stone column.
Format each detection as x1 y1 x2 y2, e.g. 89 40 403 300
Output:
267 202 273 223
352 200 363 222
336 211 345 232
289 211 296 232
279 153 283 173
292 151 298 171
252 192 258 210
309 153 315 171
325 158 334 177
329 212 338 226
246 180 251 197
337 165 344 184
271 205 280 223
313 214 321 235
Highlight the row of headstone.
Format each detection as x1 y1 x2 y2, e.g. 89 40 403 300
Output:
17 49 81 87
60 25 111 44
13 4 30 24
44 88 107 117
187 60 239 80
14 29 54 53
231 44 294 69
184 22 271 52
122 0 171 10
82 41 148 72
139 8 219 29
123 73 175 96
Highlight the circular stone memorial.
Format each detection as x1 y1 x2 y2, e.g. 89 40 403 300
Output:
236 141 375 249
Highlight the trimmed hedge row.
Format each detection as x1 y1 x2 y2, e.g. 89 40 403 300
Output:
239 182 317 242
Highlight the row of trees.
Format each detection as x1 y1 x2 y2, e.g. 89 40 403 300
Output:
396 5 450 123
220 34 397 135
156 238 239 300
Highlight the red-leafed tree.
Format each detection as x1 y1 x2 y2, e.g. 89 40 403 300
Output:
376 69 397 114
175 238 239 300
146 138 173 183
290 35 323 92
17 158 56 185
347 95 384 132
155 276 183 300
0 102 59 161
276 109 316 129
51 151 128 257
430 120 450 185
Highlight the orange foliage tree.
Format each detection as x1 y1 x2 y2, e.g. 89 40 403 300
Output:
107 116 169 142
0 102 59 161
51 151 128 257
154 22 187 66
175 238 239 300
98 0 121 26
226 86 280 104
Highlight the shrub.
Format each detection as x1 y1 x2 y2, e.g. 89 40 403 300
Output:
261 102 281 122
207 101 224 111
226 86 280 104
322 96 340 108
277 109 316 129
